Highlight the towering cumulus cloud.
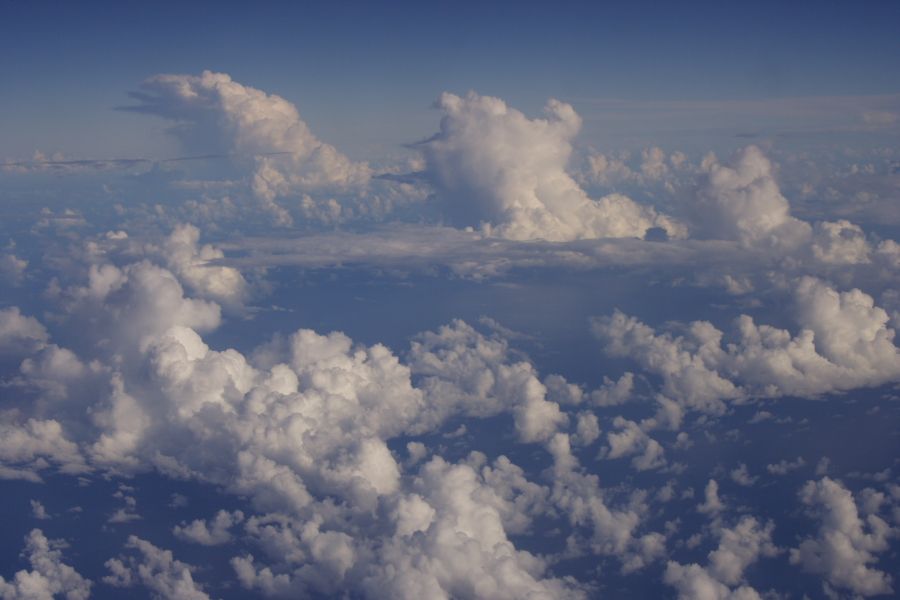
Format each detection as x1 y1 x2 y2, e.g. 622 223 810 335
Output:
128 71 371 223
693 146 811 248
419 92 685 241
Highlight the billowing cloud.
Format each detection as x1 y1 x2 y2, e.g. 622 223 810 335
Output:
126 71 371 224
592 277 900 415
0 529 92 600
664 515 776 600
418 92 686 241
690 145 811 248
0 307 48 356
162 223 248 307
790 477 895 597
174 509 245 546
104 536 212 600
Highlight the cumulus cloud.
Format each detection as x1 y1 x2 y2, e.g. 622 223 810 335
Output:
162 224 248 306
790 477 895 597
698 480 725 516
408 319 567 443
30 500 50 520
766 457 806 476
664 515 776 600
0 253 27 286
0 529 92 600
0 307 48 356
357 455 581 600
126 70 371 224
707 517 778 585
592 277 900 415
690 145 811 248
729 464 757 487
174 510 245 546
104 536 211 600
418 92 686 241
0 419 88 482
664 562 762 600
545 433 663 573
602 417 666 471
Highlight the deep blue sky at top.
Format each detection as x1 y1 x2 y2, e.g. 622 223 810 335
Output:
1 0 899 158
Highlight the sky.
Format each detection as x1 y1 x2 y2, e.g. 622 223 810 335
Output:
1 2 900 599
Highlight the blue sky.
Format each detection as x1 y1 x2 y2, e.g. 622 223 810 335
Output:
1 3 900 600
2 0 899 157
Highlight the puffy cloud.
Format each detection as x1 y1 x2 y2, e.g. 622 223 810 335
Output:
664 515 776 600
228 453 572 599
127 71 371 224
766 457 806 476
358 456 581 600
0 419 88 482
664 562 762 600
0 307 48 356
592 277 900 415
408 319 566 443
0 529 92 600
790 477 895 597
729 464 757 487
810 219 872 264
67 261 221 349
0 253 27 286
698 480 725 516
545 433 661 571
162 224 248 306
603 417 666 471
707 517 778 585
592 311 740 415
104 536 211 600
174 510 245 546
691 146 811 248
418 92 686 241
30 500 50 520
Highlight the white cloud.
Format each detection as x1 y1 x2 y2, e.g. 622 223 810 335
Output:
418 92 686 241
810 219 871 264
30 500 50 520
0 419 88 482
707 517 778 585
0 307 48 356
766 457 806 476
664 515 776 600
664 562 762 600
790 477 895 597
592 277 900 415
603 417 666 471
409 319 566 443
129 71 371 224
0 253 27 286
357 455 581 600
104 536 211 600
698 480 724 516
162 224 248 306
0 529 92 600
729 464 757 487
691 145 811 249
174 510 245 546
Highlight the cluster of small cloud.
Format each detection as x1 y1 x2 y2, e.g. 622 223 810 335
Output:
2 70 900 599
1 227 672 597
665 514 778 600
104 536 211 600
0 529 92 600
593 276 900 418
